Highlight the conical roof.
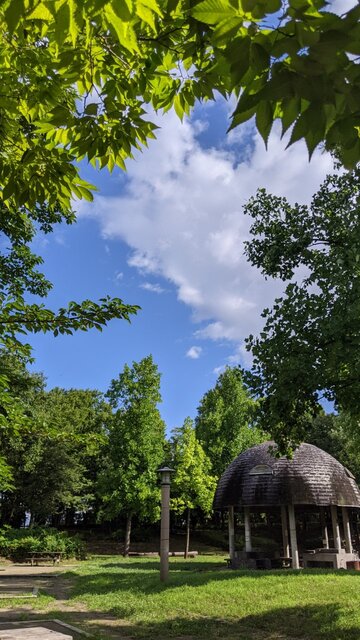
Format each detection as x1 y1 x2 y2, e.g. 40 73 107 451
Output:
213 441 360 509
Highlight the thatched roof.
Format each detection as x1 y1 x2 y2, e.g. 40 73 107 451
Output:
213 442 360 509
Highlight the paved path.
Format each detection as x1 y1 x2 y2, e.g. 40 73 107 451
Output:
0 627 71 639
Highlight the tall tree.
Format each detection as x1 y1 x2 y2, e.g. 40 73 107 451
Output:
195 367 264 478
171 417 216 558
243 168 360 452
98 355 166 555
0 0 358 214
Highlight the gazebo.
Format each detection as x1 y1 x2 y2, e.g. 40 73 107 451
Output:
213 441 360 569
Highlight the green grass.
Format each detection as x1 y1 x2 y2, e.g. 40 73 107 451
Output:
1 555 360 639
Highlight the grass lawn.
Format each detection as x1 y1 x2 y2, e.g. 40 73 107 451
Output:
0 555 359 640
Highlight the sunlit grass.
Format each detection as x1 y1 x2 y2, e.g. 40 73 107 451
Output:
1 556 360 639
66 556 360 639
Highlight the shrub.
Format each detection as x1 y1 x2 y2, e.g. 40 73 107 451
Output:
0 526 86 561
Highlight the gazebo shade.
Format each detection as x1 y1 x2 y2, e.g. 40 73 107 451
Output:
213 442 360 509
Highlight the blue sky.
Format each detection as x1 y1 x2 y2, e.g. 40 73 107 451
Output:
29 97 334 432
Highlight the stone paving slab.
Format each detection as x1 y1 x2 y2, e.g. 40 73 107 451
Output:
0 620 89 639
0 628 71 639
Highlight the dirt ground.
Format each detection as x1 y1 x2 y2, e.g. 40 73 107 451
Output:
0 565 119 639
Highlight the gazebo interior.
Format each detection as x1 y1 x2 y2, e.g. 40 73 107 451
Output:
213 442 360 569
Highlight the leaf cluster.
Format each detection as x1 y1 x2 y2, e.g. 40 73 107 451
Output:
1 0 360 211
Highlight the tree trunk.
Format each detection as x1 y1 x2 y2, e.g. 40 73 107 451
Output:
123 513 132 557
184 508 191 559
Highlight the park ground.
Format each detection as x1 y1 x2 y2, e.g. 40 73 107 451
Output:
0 555 358 640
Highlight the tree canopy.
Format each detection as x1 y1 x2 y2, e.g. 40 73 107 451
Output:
244 168 360 452
195 366 263 477
0 0 359 212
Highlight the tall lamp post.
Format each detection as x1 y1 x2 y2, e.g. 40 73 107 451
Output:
158 466 174 582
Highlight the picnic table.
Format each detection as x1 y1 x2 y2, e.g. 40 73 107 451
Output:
25 552 63 566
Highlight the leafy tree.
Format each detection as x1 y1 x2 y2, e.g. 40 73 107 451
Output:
28 387 112 525
195 367 264 478
170 417 216 558
98 355 166 555
0 368 112 526
0 1 359 214
244 168 360 452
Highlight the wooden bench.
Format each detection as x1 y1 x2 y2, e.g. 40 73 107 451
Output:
25 552 63 566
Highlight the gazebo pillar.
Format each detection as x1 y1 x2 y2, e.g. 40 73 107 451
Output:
342 507 352 553
228 505 235 562
288 504 300 569
320 507 329 549
331 505 341 551
244 507 252 552
281 505 290 557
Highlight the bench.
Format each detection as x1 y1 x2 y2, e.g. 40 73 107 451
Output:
25 552 63 566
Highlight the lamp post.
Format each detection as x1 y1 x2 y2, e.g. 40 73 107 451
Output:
158 466 174 582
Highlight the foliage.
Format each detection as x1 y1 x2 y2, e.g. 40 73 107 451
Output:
0 526 85 561
195 367 264 477
98 356 166 550
243 168 360 451
308 412 360 484
0 356 112 524
170 417 216 515
0 1 359 213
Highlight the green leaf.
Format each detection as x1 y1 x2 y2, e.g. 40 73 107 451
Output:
212 17 243 45
4 0 24 33
111 0 133 20
136 1 156 30
227 36 251 85
250 43 269 75
27 3 53 21
281 97 301 136
84 103 98 116
256 100 274 146
191 0 236 25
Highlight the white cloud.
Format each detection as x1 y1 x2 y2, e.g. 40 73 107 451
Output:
329 0 357 14
140 282 165 294
213 365 226 376
186 346 203 359
82 105 333 365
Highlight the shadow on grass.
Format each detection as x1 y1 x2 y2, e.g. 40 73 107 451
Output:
1 603 359 640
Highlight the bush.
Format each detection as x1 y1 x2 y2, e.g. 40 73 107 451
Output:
0 526 86 561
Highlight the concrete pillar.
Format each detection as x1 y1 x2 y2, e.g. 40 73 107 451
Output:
331 505 341 551
320 507 329 549
281 505 290 557
244 507 252 552
342 507 352 553
288 504 300 569
228 505 235 561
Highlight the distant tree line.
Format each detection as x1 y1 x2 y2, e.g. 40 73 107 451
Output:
0 349 358 555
